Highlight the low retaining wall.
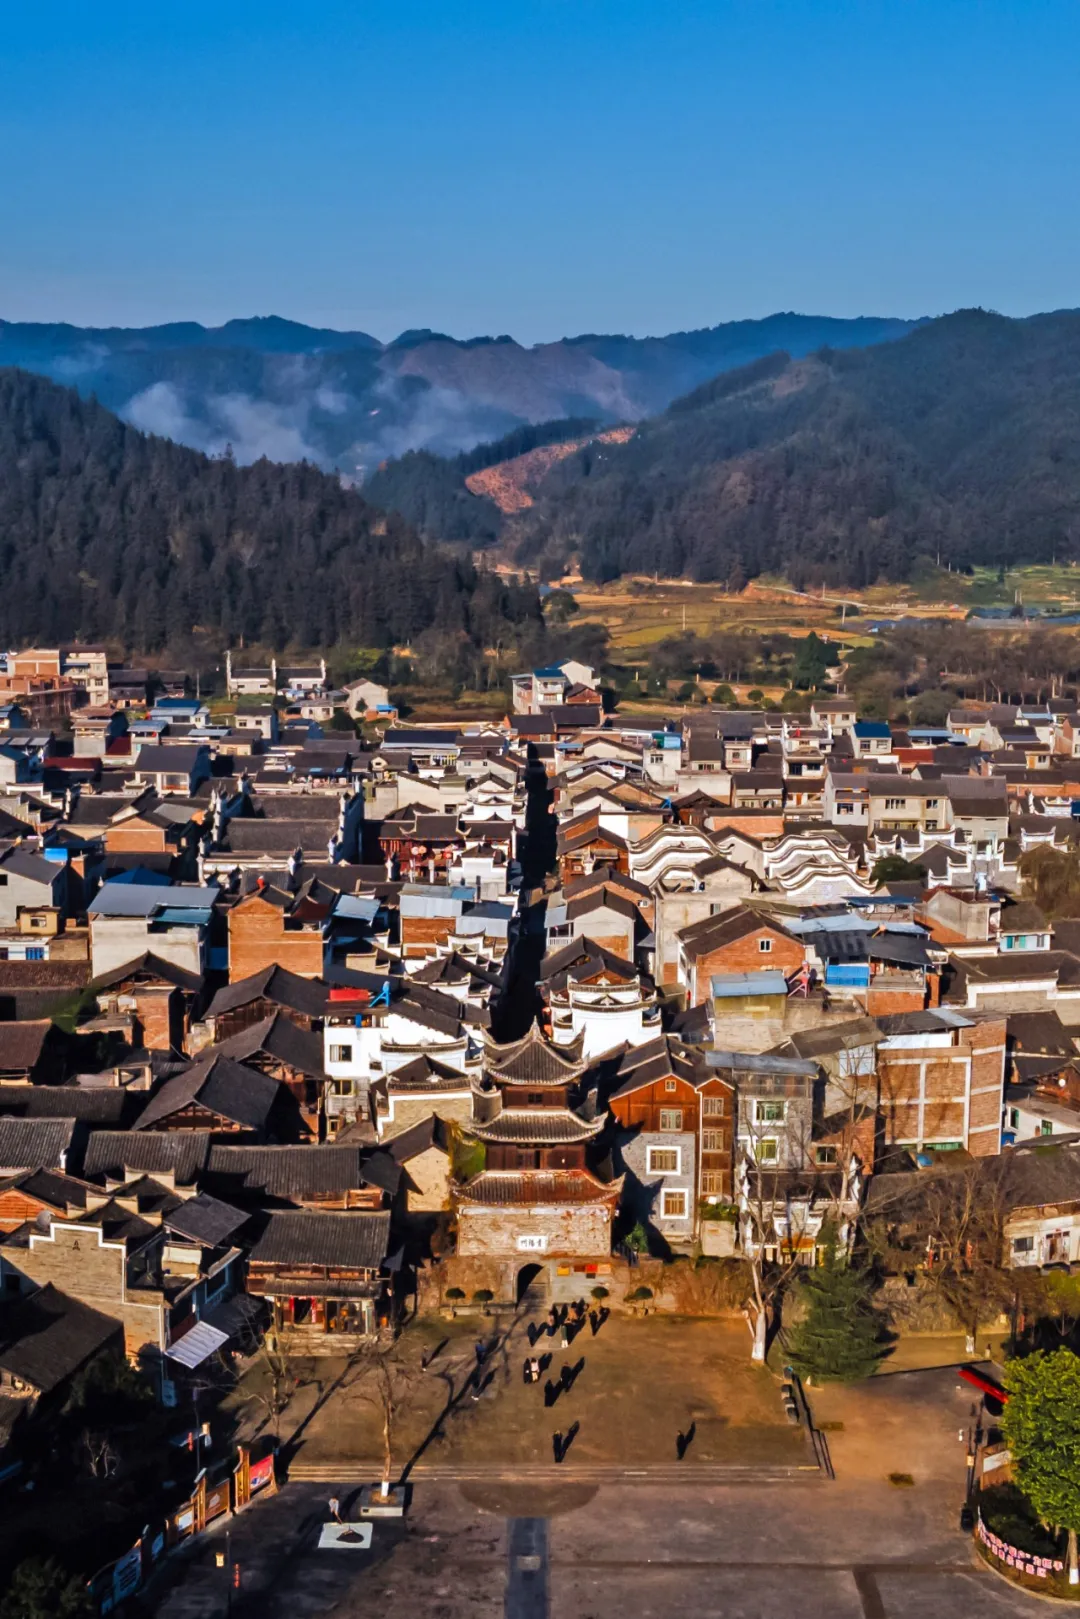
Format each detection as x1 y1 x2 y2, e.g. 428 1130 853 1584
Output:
976 1512 1070 1595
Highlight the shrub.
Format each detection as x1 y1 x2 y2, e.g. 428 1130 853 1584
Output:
979 1483 1063 1559
624 1221 649 1254
590 1286 609 1301
445 1287 465 1301
747 688 764 703
472 1288 494 1304
627 1286 654 1302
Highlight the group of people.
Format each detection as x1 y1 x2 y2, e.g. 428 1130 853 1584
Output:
530 1298 602 1350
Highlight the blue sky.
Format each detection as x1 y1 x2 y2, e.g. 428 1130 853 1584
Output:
1 0 1077 342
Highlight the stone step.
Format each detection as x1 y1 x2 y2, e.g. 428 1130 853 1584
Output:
286 1461 822 1485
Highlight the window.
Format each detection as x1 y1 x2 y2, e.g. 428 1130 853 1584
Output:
926 799 939 809
665 1078 677 1093
758 937 773 953
527 1092 545 1105
25 948 44 962
1009 1108 1020 1129
1041 1119 1054 1137
329 1043 353 1064
756 1138 779 1164
884 798 905 811
754 1099 785 1124
0 875 7 886
647 1146 680 1175
1012 1235 1034 1253
661 1190 688 1220
702 1095 725 1117
702 1129 725 1152
658 1108 683 1131
814 1144 838 1166
701 1172 726 1196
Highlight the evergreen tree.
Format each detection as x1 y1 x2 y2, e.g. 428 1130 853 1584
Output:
792 631 830 691
785 1234 888 1384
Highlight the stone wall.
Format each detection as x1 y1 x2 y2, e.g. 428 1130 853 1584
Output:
9 1224 167 1356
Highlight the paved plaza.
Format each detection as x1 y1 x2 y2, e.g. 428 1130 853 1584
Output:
154 1341 1052 1619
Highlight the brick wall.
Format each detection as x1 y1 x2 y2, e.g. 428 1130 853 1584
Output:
400 916 456 958
229 898 323 981
690 928 804 1003
877 1019 1004 1155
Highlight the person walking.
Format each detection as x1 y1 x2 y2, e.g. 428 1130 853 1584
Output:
553 1431 563 1464
328 1496 341 1523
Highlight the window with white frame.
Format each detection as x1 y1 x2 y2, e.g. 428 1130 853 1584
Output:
702 1094 725 1116
758 937 773 953
658 1108 683 1131
756 1138 779 1164
329 1043 353 1064
814 1144 838 1165
665 1078 677 1092
661 1189 689 1220
647 1146 680 1176
754 1099 785 1124
702 1128 725 1152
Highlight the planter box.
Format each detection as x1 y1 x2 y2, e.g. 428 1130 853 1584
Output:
359 1484 407 1517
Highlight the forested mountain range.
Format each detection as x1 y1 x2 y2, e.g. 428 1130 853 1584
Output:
511 309 1080 587
0 367 540 656
0 311 915 477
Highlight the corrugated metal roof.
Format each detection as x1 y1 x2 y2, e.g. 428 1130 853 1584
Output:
709 970 789 998
166 1321 230 1367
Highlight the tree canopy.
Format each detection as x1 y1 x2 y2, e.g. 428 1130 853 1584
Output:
517 310 1080 587
1003 1349 1080 1536
0 1558 91 1619
0 367 542 659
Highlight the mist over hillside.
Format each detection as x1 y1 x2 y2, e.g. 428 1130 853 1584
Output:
0 312 917 475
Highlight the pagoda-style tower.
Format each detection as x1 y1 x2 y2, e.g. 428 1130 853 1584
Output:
454 1022 621 1272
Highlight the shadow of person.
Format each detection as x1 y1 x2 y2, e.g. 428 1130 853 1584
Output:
559 1420 580 1461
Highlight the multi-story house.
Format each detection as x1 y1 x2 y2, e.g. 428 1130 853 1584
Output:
605 1036 734 1247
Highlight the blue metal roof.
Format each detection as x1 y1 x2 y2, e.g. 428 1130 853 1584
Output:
854 721 891 738
710 969 789 998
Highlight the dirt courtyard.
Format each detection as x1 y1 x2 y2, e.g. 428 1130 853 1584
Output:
277 1312 810 1476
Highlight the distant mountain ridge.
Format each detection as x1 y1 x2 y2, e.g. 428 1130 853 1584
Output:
0 310 919 476
510 308 1080 587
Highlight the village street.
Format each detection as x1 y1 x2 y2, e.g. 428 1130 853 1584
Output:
152 1360 1050 1619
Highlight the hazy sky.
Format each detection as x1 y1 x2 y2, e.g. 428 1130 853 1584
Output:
2 0 1077 343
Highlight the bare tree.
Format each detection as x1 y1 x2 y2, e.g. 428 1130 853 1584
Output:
863 1156 1012 1349
234 1316 304 1440
735 1077 867 1363
82 1428 119 1479
347 1340 422 1496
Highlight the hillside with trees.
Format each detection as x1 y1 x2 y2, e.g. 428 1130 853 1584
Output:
362 417 603 544
516 309 1080 588
0 367 541 657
